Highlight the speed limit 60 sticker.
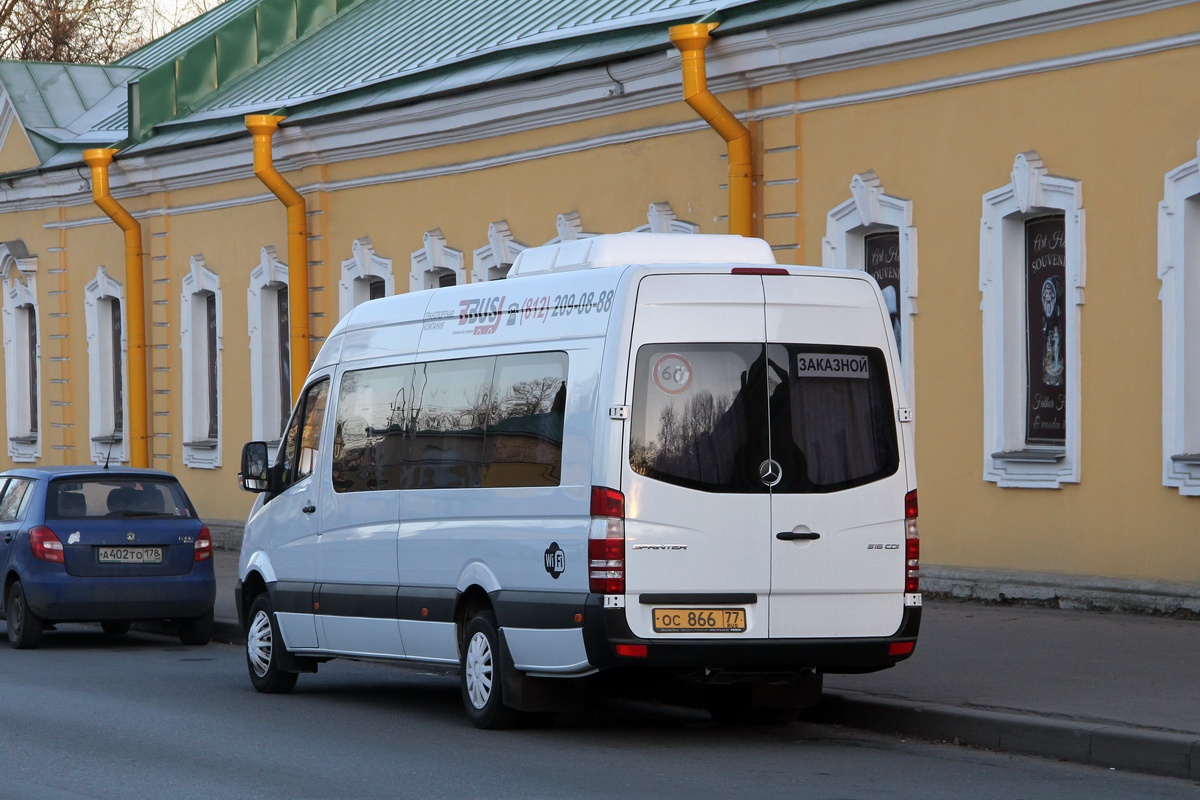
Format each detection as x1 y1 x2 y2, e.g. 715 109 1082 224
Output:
652 353 693 395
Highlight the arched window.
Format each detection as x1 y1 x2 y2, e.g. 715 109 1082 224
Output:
85 267 127 465
247 246 291 445
632 202 700 234
410 229 463 291
822 172 918 394
1159 139 1200 495
339 237 393 316
472 222 527 283
0 240 40 462
980 152 1085 489
181 256 222 468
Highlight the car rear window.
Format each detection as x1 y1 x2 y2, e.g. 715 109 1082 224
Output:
630 343 899 494
47 478 195 519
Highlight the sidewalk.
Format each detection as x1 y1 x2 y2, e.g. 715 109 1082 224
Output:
209 548 1200 780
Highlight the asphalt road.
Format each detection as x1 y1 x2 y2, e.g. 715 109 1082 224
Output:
0 625 1195 800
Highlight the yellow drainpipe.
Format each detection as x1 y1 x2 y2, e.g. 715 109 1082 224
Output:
82 149 149 468
669 22 754 237
245 114 310 406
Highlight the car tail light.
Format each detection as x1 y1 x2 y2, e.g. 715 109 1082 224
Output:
589 486 625 594
194 525 213 563
29 526 64 564
905 489 919 594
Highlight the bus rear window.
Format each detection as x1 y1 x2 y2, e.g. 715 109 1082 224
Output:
629 343 898 494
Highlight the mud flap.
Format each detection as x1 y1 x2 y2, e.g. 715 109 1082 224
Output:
498 629 585 713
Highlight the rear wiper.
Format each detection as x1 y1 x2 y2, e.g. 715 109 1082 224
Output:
118 511 173 518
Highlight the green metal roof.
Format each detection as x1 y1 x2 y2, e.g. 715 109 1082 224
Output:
0 61 141 161
0 0 891 169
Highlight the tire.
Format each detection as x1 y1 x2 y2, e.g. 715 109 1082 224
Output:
245 594 298 694
6 581 43 650
460 611 520 729
177 608 214 646
101 620 132 636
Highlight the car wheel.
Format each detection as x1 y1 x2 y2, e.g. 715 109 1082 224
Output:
460 610 520 729
101 620 132 636
177 609 213 646
6 581 43 650
246 594 298 694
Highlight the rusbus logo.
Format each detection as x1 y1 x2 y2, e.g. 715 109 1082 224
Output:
458 296 505 335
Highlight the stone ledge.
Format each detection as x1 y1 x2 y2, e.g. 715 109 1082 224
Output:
923 565 1200 617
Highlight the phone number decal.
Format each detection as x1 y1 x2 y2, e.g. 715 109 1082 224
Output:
453 290 615 335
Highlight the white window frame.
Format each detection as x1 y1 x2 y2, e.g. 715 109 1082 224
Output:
247 246 290 445
180 255 222 469
339 237 393 316
472 221 527 283
544 211 599 244
822 172 918 394
1159 139 1200 495
0 240 40 462
632 202 700 234
410 229 463 291
980 152 1085 489
84 266 128 465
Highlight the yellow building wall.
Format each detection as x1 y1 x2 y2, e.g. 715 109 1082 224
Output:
0 5 1196 583
785 7 1200 583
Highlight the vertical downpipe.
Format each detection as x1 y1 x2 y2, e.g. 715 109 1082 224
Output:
245 114 310 406
82 149 149 468
669 22 754 237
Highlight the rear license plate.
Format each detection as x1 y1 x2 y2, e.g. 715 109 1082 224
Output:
653 608 746 633
97 546 163 564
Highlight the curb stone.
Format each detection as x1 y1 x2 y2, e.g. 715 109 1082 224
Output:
801 690 1200 780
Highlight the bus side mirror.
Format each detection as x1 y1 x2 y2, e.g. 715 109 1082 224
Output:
239 442 271 493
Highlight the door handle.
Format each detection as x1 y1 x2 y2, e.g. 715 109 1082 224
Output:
2 533 12 543
302 503 316 514
776 531 820 541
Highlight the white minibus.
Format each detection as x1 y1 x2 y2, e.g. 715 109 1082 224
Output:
236 232 920 728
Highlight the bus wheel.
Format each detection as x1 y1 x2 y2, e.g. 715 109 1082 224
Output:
461 611 520 729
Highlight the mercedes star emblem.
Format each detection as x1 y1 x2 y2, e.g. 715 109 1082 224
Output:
759 459 782 487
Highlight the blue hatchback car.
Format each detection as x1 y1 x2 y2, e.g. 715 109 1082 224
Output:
0 466 215 649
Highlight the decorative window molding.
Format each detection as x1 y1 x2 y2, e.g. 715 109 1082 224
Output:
339 237 393 315
180 255 222 469
247 246 291 445
821 172 918 394
545 211 600 244
472 221 527 283
632 202 700 234
980 152 1085 488
84 266 127 465
410 229 463 291
1159 138 1200 495
0 240 40 462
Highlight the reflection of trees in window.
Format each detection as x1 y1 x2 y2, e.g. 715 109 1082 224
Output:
497 376 561 418
205 292 218 440
275 287 291 439
331 353 566 492
109 298 123 434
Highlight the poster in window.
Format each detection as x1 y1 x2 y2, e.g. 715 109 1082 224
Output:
1024 216 1066 446
864 231 901 354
